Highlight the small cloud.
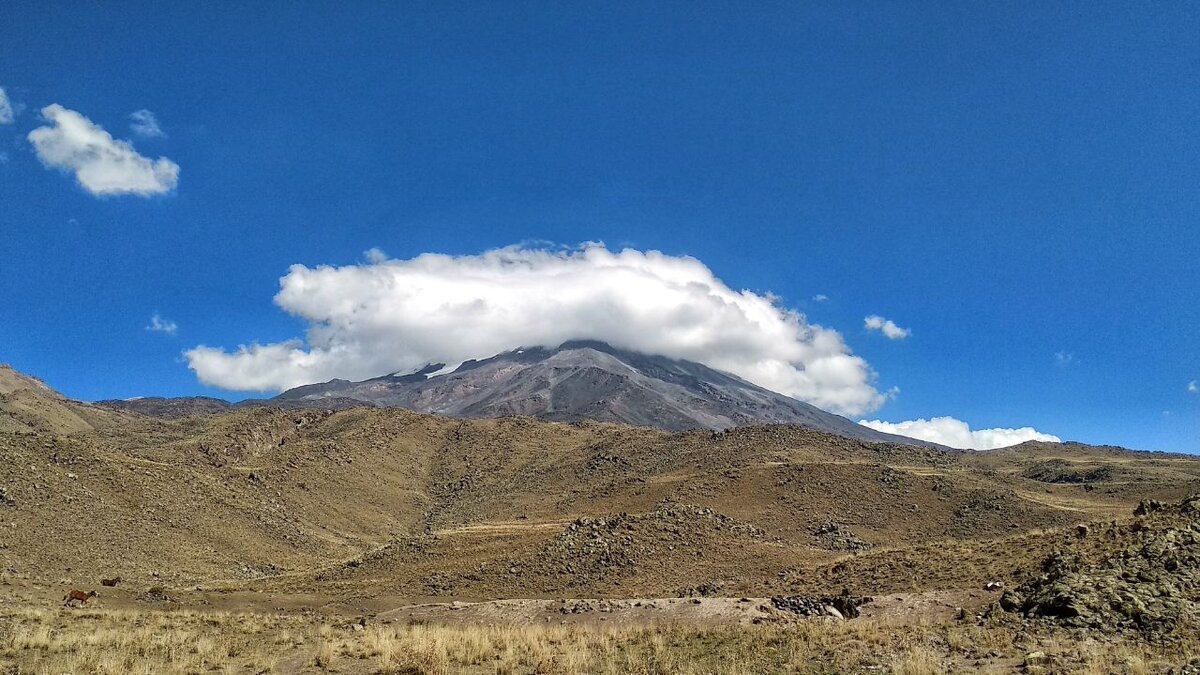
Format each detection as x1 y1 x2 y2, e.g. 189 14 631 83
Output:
859 416 1060 450
0 151 8 164
146 313 178 335
864 315 911 340
812 294 829 303
28 104 179 197
364 247 388 264
1055 351 1075 367
1189 380 1198 394
0 87 13 124
128 109 165 138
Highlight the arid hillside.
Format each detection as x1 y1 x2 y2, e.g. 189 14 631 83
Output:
4 363 1200 672
2 363 1198 601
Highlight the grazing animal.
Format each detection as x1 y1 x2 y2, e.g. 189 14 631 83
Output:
63 589 96 607
100 576 121 587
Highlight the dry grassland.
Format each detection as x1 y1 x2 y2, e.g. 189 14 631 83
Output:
1 607 1196 674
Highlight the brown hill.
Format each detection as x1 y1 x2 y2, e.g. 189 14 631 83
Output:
0 363 1197 610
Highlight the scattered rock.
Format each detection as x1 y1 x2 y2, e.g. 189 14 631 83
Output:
1000 496 1200 634
811 522 871 552
1022 460 1113 485
1135 499 1165 516
771 589 872 619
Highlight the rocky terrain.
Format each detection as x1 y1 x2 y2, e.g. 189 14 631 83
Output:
2 361 1200 672
101 341 938 443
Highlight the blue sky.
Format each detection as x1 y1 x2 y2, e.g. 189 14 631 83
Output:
0 2 1197 452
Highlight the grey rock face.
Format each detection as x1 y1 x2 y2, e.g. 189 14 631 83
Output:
274 340 934 445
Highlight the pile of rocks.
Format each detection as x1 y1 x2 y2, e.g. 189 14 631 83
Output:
532 501 765 583
1000 496 1200 634
771 590 872 619
1021 459 1114 485
811 522 871 552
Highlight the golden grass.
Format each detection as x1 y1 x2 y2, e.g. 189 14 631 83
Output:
0 607 1195 674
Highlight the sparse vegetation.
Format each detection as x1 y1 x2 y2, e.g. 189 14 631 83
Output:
0 607 1197 674
3 364 1200 672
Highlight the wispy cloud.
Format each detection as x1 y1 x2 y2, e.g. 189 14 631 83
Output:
128 109 165 138
0 86 13 124
1189 380 1198 394
859 416 1060 450
812 294 829 303
28 104 179 197
864 315 910 340
1055 351 1075 367
146 313 178 336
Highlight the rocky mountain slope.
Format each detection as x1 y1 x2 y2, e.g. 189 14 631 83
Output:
270 340 928 444
2 362 1199 605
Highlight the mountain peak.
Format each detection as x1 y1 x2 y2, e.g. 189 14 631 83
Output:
275 343 937 447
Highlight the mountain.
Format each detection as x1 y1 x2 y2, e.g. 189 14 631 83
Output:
273 340 932 445
3 360 1198 671
0 361 1195 604
0 364 126 434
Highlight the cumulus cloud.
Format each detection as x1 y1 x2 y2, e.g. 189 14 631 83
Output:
185 244 889 415
28 104 179 196
128 109 165 138
0 87 13 124
864 315 911 340
858 416 1060 450
146 313 178 335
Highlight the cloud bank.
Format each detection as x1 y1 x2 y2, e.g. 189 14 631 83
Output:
858 416 1060 450
28 104 179 196
186 244 888 415
0 87 13 124
864 315 910 340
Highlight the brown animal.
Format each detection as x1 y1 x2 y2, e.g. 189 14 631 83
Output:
63 589 97 607
100 576 121 587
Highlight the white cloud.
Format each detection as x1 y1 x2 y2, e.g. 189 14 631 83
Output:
858 416 1060 450
1055 351 1075 367
28 104 179 196
128 109 165 138
864 315 911 340
0 87 13 124
812 294 829 302
1189 380 1198 394
185 244 888 415
146 313 178 335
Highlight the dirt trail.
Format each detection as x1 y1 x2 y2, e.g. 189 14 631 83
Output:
374 590 997 627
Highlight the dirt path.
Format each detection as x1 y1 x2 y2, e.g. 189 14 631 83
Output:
375 590 997 627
